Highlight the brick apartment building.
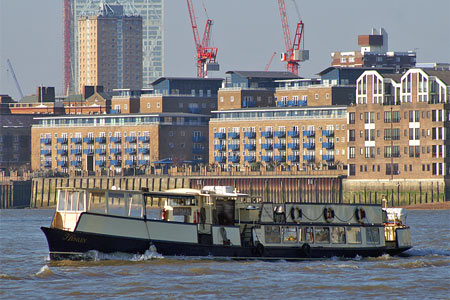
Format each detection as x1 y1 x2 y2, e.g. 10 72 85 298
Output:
347 68 450 181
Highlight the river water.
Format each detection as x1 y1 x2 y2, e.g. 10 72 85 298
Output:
0 208 448 300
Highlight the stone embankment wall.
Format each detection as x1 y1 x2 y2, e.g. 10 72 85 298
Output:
343 179 448 207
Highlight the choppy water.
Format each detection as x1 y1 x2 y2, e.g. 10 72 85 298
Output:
0 209 449 300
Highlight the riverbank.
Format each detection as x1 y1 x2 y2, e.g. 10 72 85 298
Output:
398 201 450 210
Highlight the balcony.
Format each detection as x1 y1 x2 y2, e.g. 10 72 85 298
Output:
110 109 121 114
214 156 226 163
192 148 205 154
287 100 298 107
242 100 256 108
95 137 106 143
70 160 81 167
322 155 334 161
303 130 315 137
95 160 105 167
138 160 149 165
57 138 68 144
110 137 122 143
228 132 240 139
244 144 256 150
303 155 315 162
42 161 51 168
214 132 226 139
288 143 299 150
244 156 256 162
261 156 272 162
274 131 286 138
274 155 286 162
110 160 122 166
287 130 299 137
322 142 334 149
83 149 94 155
138 148 149 154
188 107 202 114
230 156 240 163
244 132 256 139
261 143 273 150
138 136 149 143
71 148 82 155
214 144 226 151
125 148 137 154
40 138 51 145
125 136 137 143
303 142 315 149
57 161 67 167
57 149 68 155
192 135 206 143
110 148 122 154
322 130 334 137
276 101 286 107
228 144 240 151
261 131 273 138
274 143 286 150
298 100 307 106
95 149 106 155
288 155 299 162
71 137 82 144
40 150 51 156
125 160 136 166
83 137 94 144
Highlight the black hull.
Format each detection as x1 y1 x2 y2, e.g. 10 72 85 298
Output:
41 227 411 261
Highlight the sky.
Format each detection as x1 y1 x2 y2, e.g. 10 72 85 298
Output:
1 0 449 100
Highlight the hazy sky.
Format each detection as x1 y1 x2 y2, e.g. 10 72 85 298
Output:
1 0 449 100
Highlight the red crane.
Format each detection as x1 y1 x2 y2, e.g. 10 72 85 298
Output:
186 0 218 78
265 51 277 71
277 0 308 75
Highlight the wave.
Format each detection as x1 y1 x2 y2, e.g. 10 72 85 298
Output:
403 248 450 257
83 245 164 262
35 265 55 278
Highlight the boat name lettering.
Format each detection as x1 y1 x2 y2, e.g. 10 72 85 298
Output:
63 233 87 244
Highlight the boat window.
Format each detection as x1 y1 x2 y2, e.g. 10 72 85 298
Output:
129 194 144 218
346 227 362 244
366 228 380 244
300 226 314 243
282 226 298 243
264 225 281 243
88 192 107 214
331 227 346 244
107 192 128 216
260 203 274 222
315 227 330 244
57 190 85 212
57 190 66 211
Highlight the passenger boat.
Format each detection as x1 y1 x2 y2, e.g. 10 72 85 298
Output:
41 186 412 260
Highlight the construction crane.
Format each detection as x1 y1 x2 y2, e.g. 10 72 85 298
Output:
265 52 277 71
6 59 24 99
277 0 309 75
186 0 219 78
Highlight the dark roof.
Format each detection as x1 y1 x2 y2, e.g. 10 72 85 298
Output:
0 114 38 128
151 77 224 86
226 71 300 79
317 66 396 76
422 69 450 85
382 73 403 82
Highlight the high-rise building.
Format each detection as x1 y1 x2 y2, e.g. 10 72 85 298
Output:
64 0 163 94
78 4 143 92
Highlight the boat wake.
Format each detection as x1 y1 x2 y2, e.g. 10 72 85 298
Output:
75 245 164 262
403 248 450 257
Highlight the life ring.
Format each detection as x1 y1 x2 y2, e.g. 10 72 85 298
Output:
161 209 167 221
355 207 366 223
290 206 302 223
323 207 335 223
302 243 311 257
255 242 265 257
